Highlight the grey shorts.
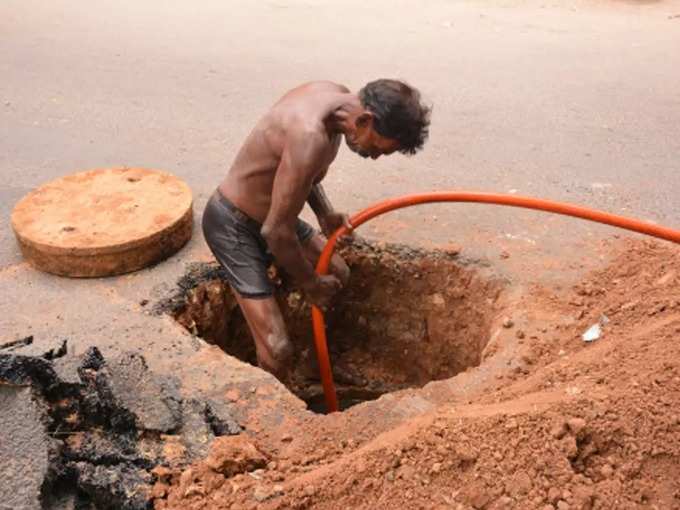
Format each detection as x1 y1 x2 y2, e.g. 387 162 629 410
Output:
202 191 316 298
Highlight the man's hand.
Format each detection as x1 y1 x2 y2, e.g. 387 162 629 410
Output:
319 211 354 241
303 274 342 311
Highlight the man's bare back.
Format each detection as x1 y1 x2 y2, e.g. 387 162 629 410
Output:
203 79 430 381
219 81 347 224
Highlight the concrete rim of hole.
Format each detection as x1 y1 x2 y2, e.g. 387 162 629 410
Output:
11 167 193 277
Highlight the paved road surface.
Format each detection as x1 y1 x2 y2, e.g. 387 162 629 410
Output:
1 0 679 357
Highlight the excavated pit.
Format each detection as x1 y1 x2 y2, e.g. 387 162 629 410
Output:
168 241 506 413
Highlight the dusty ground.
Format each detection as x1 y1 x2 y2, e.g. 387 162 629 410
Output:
2 0 680 509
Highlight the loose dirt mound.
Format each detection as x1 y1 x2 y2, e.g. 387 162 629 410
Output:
157 240 680 510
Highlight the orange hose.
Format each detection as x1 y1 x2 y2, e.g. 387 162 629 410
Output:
311 191 680 413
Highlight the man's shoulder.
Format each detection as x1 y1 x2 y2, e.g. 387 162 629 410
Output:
284 122 329 162
298 80 349 93
287 118 327 139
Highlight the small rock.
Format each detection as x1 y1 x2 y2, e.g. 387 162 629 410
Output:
184 484 205 497
281 433 293 442
566 418 586 435
556 501 570 510
500 250 510 259
502 317 515 329
600 464 614 478
179 468 194 491
431 462 442 474
385 470 395 482
431 293 445 306
512 471 533 495
225 389 240 402
151 482 169 499
151 465 173 483
248 469 264 480
397 465 415 480
253 486 270 502
444 243 461 255
206 436 267 476
515 330 525 339
548 487 561 503
304 484 316 496
273 484 284 495
559 436 578 459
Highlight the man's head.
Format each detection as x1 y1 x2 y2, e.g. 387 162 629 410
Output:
345 79 431 159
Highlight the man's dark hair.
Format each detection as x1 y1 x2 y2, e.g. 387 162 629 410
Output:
359 79 431 155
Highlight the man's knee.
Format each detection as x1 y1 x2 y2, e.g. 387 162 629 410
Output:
265 332 294 366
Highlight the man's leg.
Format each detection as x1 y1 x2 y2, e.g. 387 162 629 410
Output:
202 192 295 382
302 233 350 285
232 292 294 383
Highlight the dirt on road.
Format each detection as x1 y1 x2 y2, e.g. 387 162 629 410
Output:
153 239 680 510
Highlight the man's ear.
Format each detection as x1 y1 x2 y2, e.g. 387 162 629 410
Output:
356 111 374 129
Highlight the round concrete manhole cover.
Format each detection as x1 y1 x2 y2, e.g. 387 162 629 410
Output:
11 167 193 277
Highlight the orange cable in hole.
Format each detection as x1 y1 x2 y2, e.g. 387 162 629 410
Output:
312 191 680 413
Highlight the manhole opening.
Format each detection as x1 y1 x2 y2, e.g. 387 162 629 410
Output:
169 241 504 413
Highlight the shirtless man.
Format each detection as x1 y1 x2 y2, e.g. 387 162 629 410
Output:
202 79 430 382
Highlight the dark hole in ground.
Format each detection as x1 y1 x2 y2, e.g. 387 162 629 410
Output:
170 241 505 413
304 388 388 413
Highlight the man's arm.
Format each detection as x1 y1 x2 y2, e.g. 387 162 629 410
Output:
261 131 341 306
308 183 334 220
308 183 353 238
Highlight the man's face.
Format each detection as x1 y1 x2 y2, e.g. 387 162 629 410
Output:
345 113 400 160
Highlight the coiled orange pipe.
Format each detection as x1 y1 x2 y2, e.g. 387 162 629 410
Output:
311 191 680 413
